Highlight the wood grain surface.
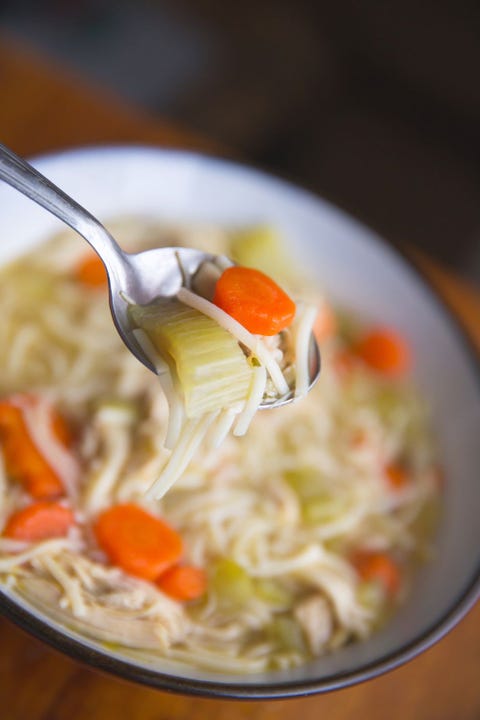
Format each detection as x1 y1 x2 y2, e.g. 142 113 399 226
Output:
0 33 479 720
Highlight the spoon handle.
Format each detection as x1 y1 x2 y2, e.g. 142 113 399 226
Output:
0 143 126 274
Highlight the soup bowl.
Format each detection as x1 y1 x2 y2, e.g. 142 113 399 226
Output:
0 145 479 698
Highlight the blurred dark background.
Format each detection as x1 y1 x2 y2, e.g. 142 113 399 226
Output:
1 0 480 283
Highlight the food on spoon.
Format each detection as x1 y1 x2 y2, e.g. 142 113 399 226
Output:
212 265 296 335
128 298 254 419
127 258 315 499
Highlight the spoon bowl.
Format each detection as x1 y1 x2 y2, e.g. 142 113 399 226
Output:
0 142 320 407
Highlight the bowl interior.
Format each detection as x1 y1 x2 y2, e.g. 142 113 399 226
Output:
0 146 479 696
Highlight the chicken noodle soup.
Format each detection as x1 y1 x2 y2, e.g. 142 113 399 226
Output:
0 220 439 672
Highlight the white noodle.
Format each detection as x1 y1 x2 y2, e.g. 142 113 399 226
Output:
209 408 239 449
0 538 76 572
147 412 219 500
234 366 267 437
133 328 185 449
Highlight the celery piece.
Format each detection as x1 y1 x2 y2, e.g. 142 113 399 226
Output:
211 558 254 606
375 384 404 422
284 467 321 501
357 580 392 628
268 616 306 654
8 265 56 304
285 468 348 525
410 497 441 560
129 298 253 418
229 226 295 287
255 579 293 609
374 383 431 454
335 310 359 345
302 494 348 525
357 580 385 611
374 383 423 428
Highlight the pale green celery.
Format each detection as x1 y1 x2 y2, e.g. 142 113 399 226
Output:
357 580 386 612
374 383 432 454
284 467 322 501
375 384 406 421
267 616 306 654
335 310 360 345
255 579 293 609
8 266 56 303
374 384 419 426
285 469 347 525
410 497 441 560
229 226 295 287
129 298 253 418
302 494 348 525
211 558 254 606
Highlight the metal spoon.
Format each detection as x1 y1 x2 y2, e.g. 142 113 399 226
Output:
0 143 320 408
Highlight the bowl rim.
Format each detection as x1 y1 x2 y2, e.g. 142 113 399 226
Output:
0 143 479 700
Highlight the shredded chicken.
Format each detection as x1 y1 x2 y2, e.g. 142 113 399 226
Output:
294 594 333 655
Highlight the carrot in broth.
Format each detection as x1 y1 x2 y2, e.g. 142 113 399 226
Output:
94 503 183 581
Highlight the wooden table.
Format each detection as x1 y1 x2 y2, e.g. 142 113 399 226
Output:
0 34 479 720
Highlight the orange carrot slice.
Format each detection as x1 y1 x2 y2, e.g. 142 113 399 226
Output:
352 550 401 596
94 503 183 581
213 266 296 335
3 501 74 541
74 254 108 288
385 463 409 490
0 399 66 499
355 328 410 376
157 564 207 601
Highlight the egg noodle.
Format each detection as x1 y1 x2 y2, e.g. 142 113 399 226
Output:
0 219 439 672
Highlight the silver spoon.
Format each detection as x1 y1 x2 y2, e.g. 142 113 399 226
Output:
0 143 320 408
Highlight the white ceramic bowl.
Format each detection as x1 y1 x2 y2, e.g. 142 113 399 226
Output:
0 146 479 698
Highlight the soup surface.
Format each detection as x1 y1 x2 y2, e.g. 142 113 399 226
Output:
0 220 439 673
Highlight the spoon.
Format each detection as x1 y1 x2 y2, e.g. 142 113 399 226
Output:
0 143 320 408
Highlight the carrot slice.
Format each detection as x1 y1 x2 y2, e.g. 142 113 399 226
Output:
94 503 183 581
385 463 409 490
355 328 410 376
352 551 401 597
213 266 296 335
50 410 73 448
74 254 108 288
156 564 207 601
0 399 65 499
3 501 74 541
